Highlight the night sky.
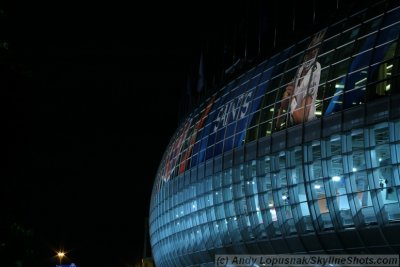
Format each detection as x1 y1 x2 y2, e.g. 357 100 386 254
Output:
2 1 365 267
3 2 229 266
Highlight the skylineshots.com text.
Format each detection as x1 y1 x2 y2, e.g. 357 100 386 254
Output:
215 254 399 267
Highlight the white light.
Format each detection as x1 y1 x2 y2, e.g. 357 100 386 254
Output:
314 184 321 189
268 203 273 207
252 181 255 185
355 78 367 85
332 176 341 182
379 158 382 162
192 205 196 209
282 195 287 200
352 167 357 172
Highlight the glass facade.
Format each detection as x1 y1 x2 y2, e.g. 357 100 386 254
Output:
150 1 400 266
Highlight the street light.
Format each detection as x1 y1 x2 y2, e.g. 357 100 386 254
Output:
57 251 65 265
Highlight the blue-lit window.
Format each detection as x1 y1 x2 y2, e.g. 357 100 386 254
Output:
358 36 379 65
213 142 223 156
225 122 236 138
258 67 274 85
206 132 216 147
382 6 400 28
249 97 263 121
236 117 248 133
233 82 249 98
233 131 245 148
205 146 214 161
215 128 225 142
248 73 261 91
223 136 234 152
323 77 345 115
350 48 374 73
344 69 368 108
192 140 201 155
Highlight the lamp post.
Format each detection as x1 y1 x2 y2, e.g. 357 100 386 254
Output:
57 251 65 266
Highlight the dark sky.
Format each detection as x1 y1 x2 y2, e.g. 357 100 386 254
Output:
3 2 208 266
2 1 365 266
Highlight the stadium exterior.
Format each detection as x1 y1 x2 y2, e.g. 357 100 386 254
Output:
150 1 400 266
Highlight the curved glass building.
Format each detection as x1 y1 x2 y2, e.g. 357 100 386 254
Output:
150 1 400 266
